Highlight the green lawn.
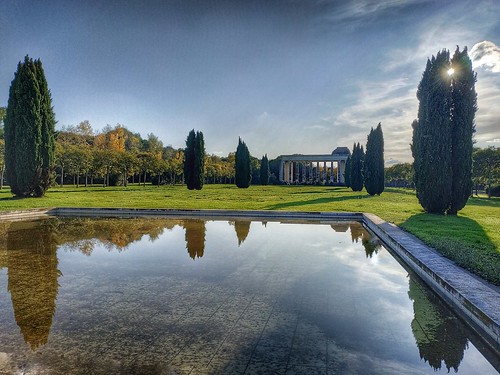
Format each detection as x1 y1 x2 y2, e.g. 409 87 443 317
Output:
1 184 498 284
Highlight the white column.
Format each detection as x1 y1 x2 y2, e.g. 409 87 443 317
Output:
279 160 284 182
340 160 345 183
323 161 327 182
330 161 334 183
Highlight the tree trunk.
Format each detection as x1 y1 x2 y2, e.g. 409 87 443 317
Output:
76 173 80 188
60 166 64 187
143 171 147 187
85 174 88 187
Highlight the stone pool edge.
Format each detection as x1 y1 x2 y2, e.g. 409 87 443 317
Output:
1 207 499 352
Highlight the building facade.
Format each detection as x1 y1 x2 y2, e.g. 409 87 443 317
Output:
279 147 350 184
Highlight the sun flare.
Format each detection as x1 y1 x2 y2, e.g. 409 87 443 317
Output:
447 68 455 76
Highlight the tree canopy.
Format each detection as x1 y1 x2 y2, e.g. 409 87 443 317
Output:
4 56 56 197
235 137 251 188
364 123 385 195
412 47 476 214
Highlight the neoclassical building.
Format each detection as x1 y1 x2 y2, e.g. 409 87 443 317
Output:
279 147 350 184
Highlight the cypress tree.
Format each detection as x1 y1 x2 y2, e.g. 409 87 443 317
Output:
344 156 351 188
235 137 251 188
350 143 364 192
4 56 55 197
35 59 56 195
259 154 270 185
449 47 477 214
412 48 475 214
184 129 196 190
194 131 205 190
364 123 385 195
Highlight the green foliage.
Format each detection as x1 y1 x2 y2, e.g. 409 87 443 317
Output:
35 59 56 194
350 143 364 192
194 131 205 190
385 163 414 187
344 156 351 188
235 137 251 188
0 107 6 138
184 130 196 190
364 123 385 195
183 130 205 190
259 154 270 185
473 147 500 198
449 47 477 214
4 56 56 197
412 47 476 214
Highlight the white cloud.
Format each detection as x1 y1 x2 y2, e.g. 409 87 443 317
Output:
471 40 500 73
331 78 417 163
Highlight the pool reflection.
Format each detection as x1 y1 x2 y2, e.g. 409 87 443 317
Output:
0 217 496 374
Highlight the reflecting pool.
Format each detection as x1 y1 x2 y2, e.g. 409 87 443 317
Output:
0 217 497 374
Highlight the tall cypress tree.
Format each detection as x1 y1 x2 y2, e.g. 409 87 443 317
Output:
35 59 56 195
235 137 251 188
344 156 351 188
449 47 477 214
184 129 196 190
259 154 270 185
194 131 205 190
364 123 385 195
350 143 364 192
4 56 55 197
184 129 205 190
412 48 475 214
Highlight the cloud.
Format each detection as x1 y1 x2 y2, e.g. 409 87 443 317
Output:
331 77 417 163
470 41 500 73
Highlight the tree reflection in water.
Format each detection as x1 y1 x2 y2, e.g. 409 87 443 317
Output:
408 276 468 372
338 222 382 258
183 219 206 259
231 220 251 246
6 220 60 349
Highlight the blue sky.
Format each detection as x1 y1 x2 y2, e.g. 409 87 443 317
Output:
1 0 499 163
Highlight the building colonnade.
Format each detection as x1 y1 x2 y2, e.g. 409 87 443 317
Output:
279 153 348 184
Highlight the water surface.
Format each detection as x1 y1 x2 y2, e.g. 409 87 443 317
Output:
0 217 497 374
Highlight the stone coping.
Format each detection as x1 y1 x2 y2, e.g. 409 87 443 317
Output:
0 207 498 352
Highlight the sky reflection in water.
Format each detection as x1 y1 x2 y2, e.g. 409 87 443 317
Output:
0 217 497 375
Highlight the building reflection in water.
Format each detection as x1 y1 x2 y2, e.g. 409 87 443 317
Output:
331 222 382 258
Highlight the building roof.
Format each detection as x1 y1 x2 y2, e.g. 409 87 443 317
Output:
331 147 350 156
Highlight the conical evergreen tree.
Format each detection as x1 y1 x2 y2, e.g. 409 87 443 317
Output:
259 154 270 185
449 47 477 214
235 137 251 188
184 129 196 190
344 155 351 188
4 56 55 197
350 143 364 192
194 131 205 190
412 47 475 214
35 59 56 196
364 123 385 195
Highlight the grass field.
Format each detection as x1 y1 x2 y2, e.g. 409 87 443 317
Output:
1 184 498 284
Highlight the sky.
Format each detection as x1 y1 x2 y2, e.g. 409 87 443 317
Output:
1 0 499 164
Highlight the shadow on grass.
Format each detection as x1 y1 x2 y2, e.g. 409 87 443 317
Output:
401 213 499 285
266 194 372 210
464 196 500 208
